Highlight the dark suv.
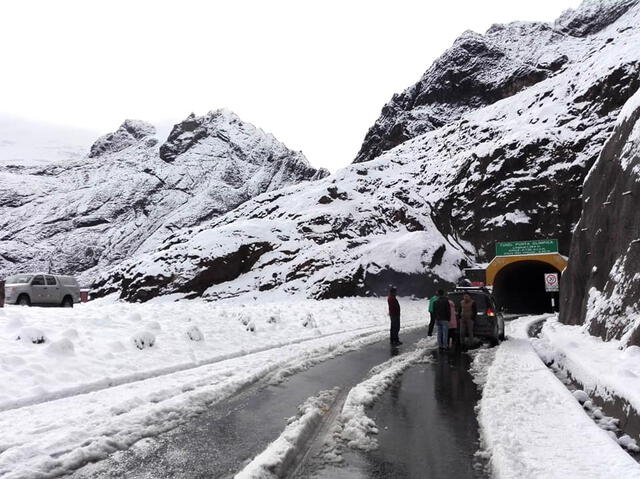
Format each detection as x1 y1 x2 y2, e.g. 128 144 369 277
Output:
449 287 505 346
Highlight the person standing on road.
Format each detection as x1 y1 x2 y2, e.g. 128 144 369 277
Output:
460 293 477 348
448 297 459 350
428 293 438 336
433 289 450 350
388 286 402 346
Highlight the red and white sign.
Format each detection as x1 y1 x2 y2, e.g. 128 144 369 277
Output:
544 273 559 292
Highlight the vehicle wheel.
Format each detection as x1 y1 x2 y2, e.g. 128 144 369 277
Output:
499 332 506 341
62 296 73 308
17 294 31 306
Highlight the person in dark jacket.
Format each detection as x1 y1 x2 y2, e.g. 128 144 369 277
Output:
433 289 451 350
388 286 402 346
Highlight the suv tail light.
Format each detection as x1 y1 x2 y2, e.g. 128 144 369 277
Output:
486 307 495 317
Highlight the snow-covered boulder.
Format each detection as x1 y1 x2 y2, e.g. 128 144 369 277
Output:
16 327 47 344
131 331 156 350
45 337 75 356
185 325 204 342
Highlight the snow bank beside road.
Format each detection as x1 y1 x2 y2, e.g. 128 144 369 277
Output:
479 337 640 478
0 297 426 411
536 317 640 424
476 316 640 478
235 388 340 479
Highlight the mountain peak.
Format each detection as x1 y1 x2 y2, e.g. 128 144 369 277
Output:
88 119 156 158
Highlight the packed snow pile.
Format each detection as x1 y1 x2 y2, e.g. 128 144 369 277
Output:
0 109 327 283
94 0 640 302
235 388 340 479
474 316 640 478
0 297 425 411
560 87 640 345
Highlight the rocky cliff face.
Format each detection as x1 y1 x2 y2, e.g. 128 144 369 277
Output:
560 91 640 346
354 0 638 165
0 110 327 283
94 0 640 302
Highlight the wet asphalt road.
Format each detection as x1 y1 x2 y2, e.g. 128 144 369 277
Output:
68 328 485 478
300 350 486 479
357 352 485 478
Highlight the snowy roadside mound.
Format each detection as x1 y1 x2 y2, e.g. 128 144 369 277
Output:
325 338 434 457
235 388 340 479
478 337 640 478
0 298 427 411
535 317 640 422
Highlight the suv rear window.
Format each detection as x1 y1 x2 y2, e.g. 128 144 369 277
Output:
5 275 33 284
45 275 57 286
449 292 489 311
31 275 45 286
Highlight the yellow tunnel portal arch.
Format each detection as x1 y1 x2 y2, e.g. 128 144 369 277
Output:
486 253 568 287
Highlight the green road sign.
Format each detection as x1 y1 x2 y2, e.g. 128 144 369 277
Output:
496 239 559 257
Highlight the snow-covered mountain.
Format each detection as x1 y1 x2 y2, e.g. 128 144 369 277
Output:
93 0 640 302
0 110 328 282
560 89 640 346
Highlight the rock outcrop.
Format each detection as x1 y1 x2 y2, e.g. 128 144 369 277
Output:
0 110 327 282
560 90 640 345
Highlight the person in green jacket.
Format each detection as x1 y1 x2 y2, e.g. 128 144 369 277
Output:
428 293 438 336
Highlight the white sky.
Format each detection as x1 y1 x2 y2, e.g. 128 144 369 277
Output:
0 0 580 171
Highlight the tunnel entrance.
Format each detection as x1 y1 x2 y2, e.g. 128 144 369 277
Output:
493 260 560 314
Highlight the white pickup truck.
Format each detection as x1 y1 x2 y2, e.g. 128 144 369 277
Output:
3 273 81 307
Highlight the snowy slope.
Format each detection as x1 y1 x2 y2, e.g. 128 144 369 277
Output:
0 110 328 283
95 0 640 302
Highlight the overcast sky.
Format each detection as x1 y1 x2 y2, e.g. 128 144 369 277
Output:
0 0 580 171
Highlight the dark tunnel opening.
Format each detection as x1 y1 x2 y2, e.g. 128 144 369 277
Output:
493 260 560 315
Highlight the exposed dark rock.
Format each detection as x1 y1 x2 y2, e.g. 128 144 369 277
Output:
560 94 640 345
556 0 638 37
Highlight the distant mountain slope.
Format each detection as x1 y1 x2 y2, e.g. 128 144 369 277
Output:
94 0 640 302
0 110 328 282
0 115 97 166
